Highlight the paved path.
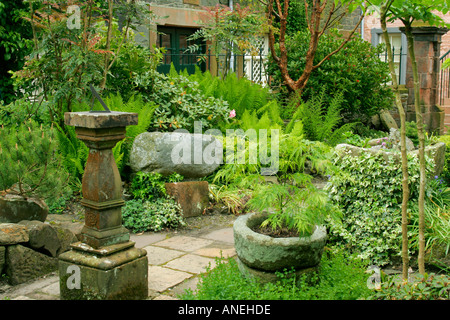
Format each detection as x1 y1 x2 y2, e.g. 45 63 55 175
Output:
0 220 237 300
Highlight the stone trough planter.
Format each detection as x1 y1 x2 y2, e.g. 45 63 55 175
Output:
233 212 327 285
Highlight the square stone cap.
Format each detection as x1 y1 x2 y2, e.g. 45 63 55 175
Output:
65 111 138 129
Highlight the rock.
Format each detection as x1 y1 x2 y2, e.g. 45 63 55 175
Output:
0 193 48 223
18 220 61 257
410 142 446 176
129 131 222 178
52 225 78 256
379 110 398 130
0 223 29 245
0 246 5 273
5 244 58 285
369 128 415 151
165 181 209 217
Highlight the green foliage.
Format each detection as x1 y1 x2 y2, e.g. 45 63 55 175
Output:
267 29 394 122
298 89 356 146
134 69 230 132
0 121 69 201
437 134 450 184
248 173 341 235
408 182 450 262
181 249 372 300
55 124 89 189
369 272 450 300
187 68 274 121
326 149 435 265
122 198 185 233
0 0 33 104
130 171 183 201
188 4 268 77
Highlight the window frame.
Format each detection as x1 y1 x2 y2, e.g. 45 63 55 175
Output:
371 27 407 85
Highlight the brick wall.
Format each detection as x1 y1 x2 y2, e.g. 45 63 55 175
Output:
363 11 450 58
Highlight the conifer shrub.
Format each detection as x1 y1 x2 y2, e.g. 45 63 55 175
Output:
0 121 69 202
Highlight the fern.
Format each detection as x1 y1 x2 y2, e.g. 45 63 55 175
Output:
300 89 354 146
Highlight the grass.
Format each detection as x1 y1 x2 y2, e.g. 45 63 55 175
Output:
180 249 373 300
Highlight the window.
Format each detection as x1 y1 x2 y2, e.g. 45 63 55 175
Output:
156 26 206 75
371 28 407 85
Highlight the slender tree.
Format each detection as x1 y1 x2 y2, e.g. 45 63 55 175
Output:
373 0 449 275
377 0 410 281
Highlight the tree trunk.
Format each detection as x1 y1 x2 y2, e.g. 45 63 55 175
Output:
380 1 409 282
404 23 426 275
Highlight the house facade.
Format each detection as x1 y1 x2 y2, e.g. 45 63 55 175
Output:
360 12 450 133
143 0 269 84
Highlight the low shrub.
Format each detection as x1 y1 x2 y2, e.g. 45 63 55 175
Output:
0 120 69 202
181 249 372 300
134 69 230 132
267 29 393 123
369 273 450 300
326 148 434 266
122 198 185 233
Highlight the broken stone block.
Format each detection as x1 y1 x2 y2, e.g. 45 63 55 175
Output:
5 244 58 285
0 223 29 245
0 193 48 223
19 220 61 257
165 181 209 217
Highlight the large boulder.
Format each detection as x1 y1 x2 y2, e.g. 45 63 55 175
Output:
0 193 48 223
129 131 222 178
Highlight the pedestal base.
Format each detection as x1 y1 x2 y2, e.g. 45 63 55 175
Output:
58 241 148 300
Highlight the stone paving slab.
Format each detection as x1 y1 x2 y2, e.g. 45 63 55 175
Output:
201 228 234 244
144 245 185 265
153 235 214 252
148 266 192 293
164 254 216 274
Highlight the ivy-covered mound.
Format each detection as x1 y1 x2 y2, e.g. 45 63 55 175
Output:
325 148 433 266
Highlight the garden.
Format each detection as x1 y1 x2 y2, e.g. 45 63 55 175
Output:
0 0 449 301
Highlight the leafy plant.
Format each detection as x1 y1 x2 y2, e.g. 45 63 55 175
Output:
267 29 393 123
122 198 185 233
181 249 372 300
370 272 450 300
326 148 434 265
0 121 69 202
247 171 341 236
297 89 356 146
186 68 274 120
134 69 230 132
130 171 183 201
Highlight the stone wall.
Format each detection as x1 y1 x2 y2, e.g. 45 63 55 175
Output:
0 221 78 285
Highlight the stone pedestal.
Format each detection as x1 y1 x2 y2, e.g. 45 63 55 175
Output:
59 111 148 300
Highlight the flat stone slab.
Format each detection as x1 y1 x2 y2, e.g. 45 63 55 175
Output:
148 266 192 292
153 236 213 252
164 254 216 274
143 246 185 265
201 228 234 244
131 233 167 248
64 111 138 129
193 247 236 258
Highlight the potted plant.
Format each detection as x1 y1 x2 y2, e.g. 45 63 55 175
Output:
233 171 341 282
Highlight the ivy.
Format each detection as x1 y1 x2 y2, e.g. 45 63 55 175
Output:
326 149 434 266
